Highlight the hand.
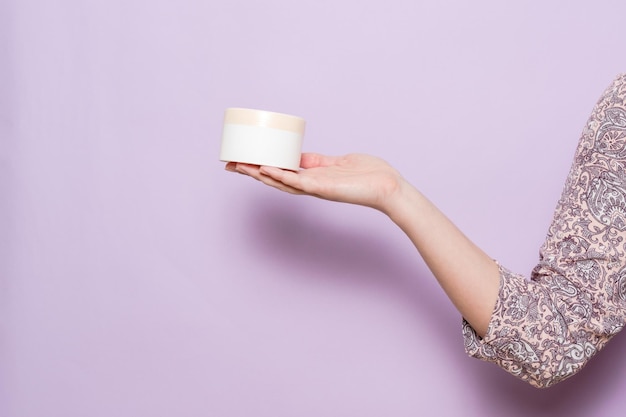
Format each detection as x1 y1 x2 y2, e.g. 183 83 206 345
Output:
225 153 406 213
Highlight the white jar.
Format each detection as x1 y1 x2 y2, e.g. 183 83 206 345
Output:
219 108 306 171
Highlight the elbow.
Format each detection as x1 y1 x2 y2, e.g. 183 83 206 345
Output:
464 316 605 389
519 341 598 389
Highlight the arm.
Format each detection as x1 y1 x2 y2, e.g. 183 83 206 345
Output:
384 177 500 337
226 153 500 336
226 74 626 388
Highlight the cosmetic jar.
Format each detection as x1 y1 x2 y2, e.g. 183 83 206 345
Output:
220 108 305 171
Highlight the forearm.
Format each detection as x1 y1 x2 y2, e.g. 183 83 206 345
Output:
383 179 500 337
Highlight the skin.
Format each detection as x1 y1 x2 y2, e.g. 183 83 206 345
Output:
225 153 500 337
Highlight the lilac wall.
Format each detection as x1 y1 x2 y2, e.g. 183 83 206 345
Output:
3 0 626 416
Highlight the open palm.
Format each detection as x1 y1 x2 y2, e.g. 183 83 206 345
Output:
226 153 405 213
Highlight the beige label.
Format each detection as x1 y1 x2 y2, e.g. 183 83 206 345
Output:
223 108 305 134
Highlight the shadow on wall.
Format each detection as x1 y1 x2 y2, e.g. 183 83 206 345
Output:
244 196 458 347
245 196 626 416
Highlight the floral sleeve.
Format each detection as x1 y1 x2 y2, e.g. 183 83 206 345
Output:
463 73 626 388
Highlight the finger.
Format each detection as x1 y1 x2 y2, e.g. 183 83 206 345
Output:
237 164 303 194
225 162 237 172
257 173 305 195
261 166 322 197
259 166 302 189
235 163 263 179
300 153 339 169
258 165 284 178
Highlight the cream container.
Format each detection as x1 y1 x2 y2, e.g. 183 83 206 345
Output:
219 108 306 171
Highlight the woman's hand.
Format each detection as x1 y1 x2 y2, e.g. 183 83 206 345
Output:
225 153 406 214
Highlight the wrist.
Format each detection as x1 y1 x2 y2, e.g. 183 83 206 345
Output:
379 176 423 220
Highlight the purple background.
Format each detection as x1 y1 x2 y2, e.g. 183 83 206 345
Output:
3 0 626 416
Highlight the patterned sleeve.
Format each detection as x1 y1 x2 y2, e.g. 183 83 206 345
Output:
463 73 626 388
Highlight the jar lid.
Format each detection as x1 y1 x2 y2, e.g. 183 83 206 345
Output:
223 108 305 134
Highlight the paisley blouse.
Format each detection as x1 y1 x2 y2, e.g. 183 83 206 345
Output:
463 73 626 388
